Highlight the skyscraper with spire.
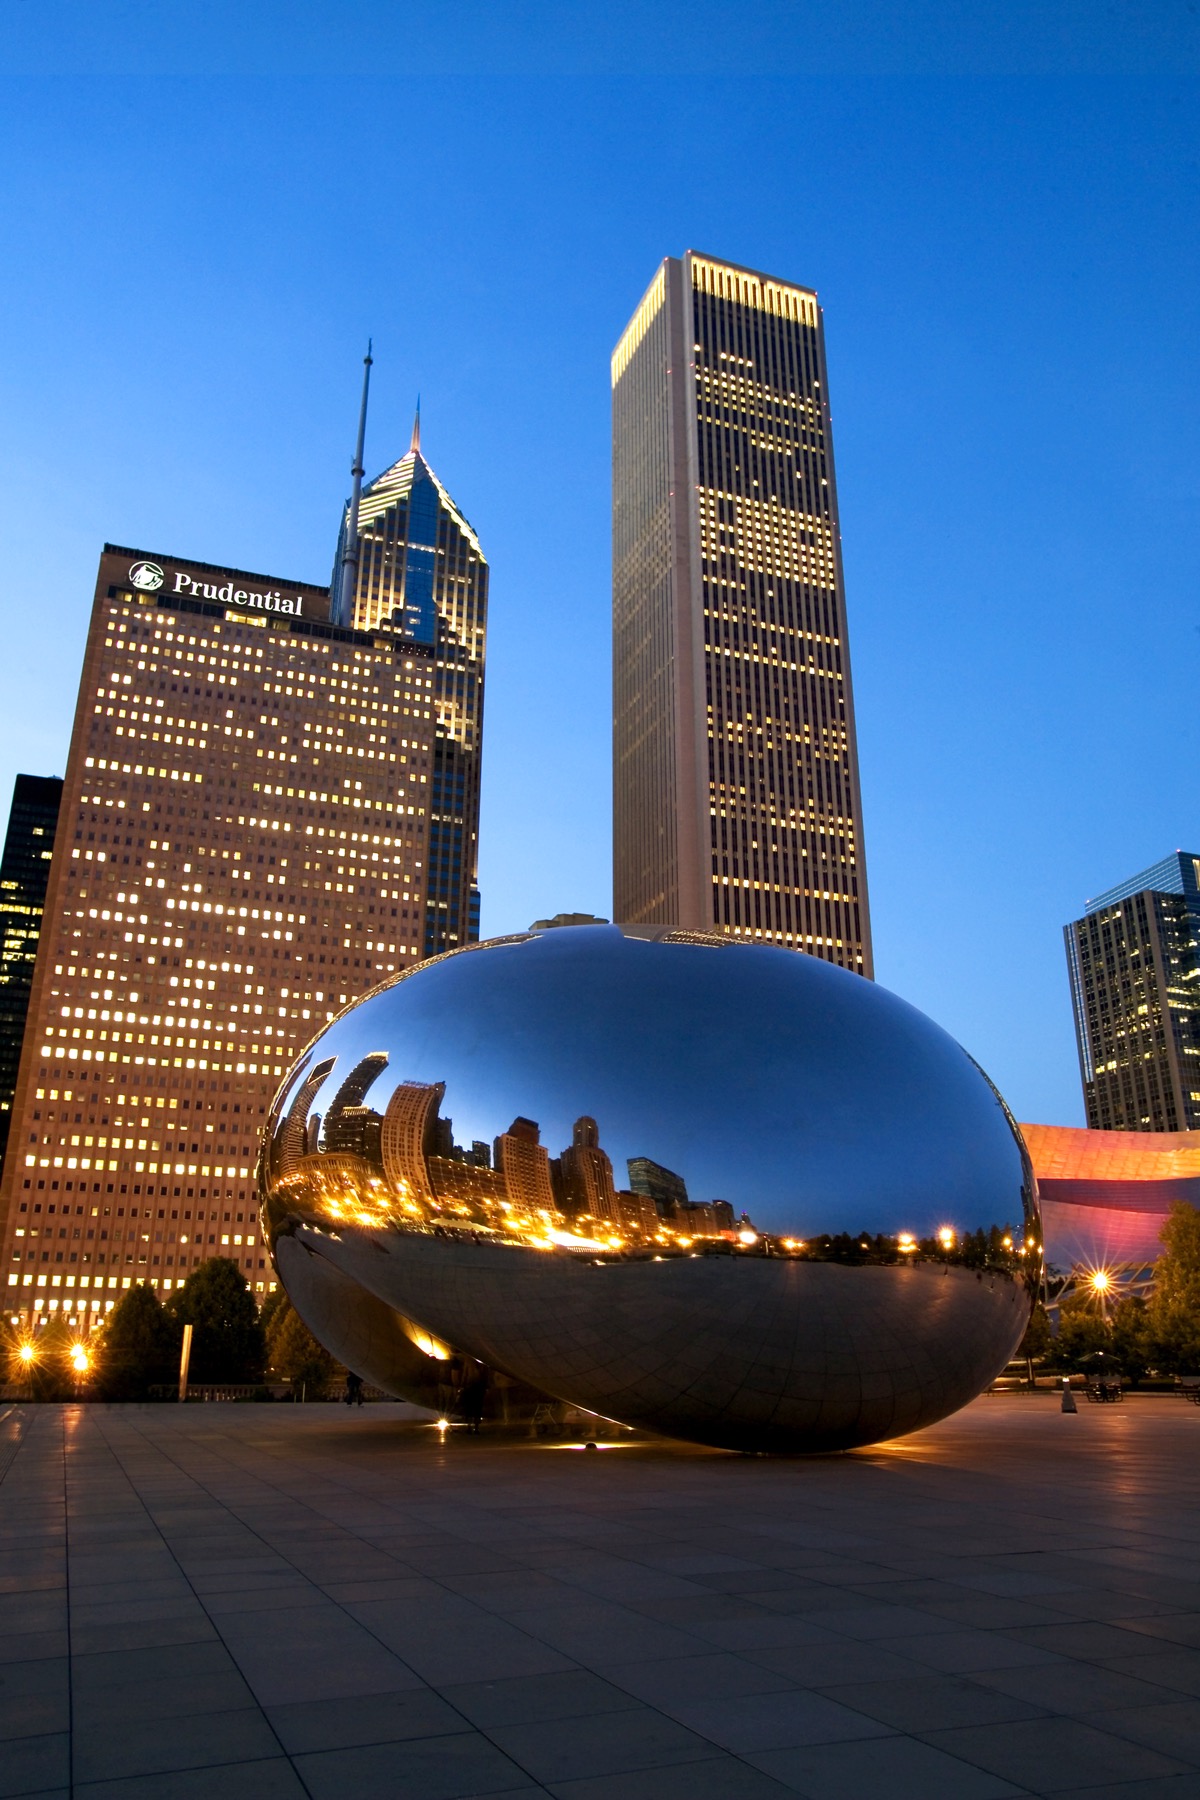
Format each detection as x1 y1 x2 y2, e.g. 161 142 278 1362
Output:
332 391 488 956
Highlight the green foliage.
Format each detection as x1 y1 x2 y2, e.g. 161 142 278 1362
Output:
257 1286 288 1339
1045 1297 1111 1371
1018 1303 1052 1364
1148 1202 1200 1375
265 1298 336 1397
1110 1295 1153 1384
166 1257 264 1383
97 1283 181 1400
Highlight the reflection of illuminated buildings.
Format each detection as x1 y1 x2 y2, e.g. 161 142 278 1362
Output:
493 1118 556 1219
615 1188 659 1232
276 1057 337 1175
274 1062 738 1245
380 1080 445 1203
323 1052 390 1160
1065 853 1200 1132
680 1199 735 1235
557 1116 618 1222
627 1155 689 1220
280 1058 1200 1279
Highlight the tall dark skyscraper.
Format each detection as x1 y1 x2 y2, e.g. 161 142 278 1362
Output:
1065 851 1200 1132
334 407 487 957
0 775 63 1172
611 253 872 974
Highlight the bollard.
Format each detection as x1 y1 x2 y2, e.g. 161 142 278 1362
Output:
1061 1376 1077 1414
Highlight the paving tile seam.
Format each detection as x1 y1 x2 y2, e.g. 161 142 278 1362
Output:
13 1403 1200 1800
0 1406 30 1489
77 1413 947 1793
88 1410 573 1798
63 1411 315 1799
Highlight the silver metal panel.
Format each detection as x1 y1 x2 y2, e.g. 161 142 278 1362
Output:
260 926 1038 1452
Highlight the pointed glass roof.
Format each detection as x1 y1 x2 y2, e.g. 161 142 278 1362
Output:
355 447 485 561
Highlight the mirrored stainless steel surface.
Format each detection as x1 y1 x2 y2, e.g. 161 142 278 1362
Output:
260 925 1039 1451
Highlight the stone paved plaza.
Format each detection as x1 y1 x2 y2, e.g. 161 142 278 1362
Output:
1 1396 1199 1798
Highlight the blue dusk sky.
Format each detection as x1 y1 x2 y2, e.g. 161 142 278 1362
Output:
0 3 1197 1129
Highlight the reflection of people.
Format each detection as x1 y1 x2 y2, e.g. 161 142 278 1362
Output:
344 1371 364 1407
458 1363 488 1434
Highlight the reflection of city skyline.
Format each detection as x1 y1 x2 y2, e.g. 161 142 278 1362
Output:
269 1050 744 1245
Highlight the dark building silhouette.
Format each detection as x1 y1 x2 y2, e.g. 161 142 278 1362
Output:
627 1155 689 1220
323 1052 390 1158
0 775 62 1173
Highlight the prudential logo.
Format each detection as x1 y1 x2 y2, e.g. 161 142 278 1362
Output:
128 560 165 592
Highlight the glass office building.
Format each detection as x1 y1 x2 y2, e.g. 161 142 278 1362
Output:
611 253 872 973
334 418 487 956
0 775 63 1174
1065 851 1200 1131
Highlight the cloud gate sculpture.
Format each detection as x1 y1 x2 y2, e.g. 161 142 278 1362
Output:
259 925 1039 1452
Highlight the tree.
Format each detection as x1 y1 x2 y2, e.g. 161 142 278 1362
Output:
1148 1202 1200 1375
97 1283 181 1400
1110 1295 1153 1385
166 1257 264 1383
1017 1303 1052 1382
1045 1297 1111 1372
258 1286 288 1340
266 1299 336 1397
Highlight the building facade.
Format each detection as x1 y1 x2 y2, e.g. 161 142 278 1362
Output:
1065 852 1200 1132
611 252 872 972
0 775 63 1175
0 543 436 1327
1021 1119 1200 1272
334 417 487 957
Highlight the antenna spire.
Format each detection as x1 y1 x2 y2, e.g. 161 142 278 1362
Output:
337 339 373 625
410 395 421 456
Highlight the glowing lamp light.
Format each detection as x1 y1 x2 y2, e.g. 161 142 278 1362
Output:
1091 1270 1112 1293
737 1229 758 1246
897 1232 916 1252
18 1343 36 1365
70 1345 90 1374
937 1227 956 1250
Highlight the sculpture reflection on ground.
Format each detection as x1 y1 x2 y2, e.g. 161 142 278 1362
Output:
260 926 1040 1452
